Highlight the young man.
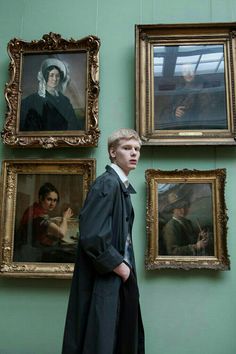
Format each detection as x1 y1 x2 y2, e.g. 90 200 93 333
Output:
62 128 145 354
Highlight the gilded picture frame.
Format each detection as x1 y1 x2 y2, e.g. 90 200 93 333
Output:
0 159 96 278
145 169 230 270
136 23 236 145
1 32 100 148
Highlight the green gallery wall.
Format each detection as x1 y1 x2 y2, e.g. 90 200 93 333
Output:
1 0 236 353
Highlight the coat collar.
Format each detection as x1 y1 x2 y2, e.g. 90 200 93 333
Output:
105 165 136 194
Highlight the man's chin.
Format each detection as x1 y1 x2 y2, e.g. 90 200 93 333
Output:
129 164 137 170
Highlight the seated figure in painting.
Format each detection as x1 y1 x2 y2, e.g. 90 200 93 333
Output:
14 182 76 263
20 58 84 131
161 191 213 256
155 64 227 130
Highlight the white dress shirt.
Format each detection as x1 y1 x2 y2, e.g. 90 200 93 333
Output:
110 163 132 266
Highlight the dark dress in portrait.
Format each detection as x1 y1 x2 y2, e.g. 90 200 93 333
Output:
62 166 145 354
20 91 84 131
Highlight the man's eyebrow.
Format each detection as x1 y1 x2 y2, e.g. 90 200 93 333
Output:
122 142 140 147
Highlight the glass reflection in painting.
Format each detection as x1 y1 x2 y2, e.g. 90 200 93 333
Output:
153 44 227 130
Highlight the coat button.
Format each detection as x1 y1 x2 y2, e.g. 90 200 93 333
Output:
126 216 129 221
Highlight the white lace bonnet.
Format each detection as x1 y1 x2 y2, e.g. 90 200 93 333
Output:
37 58 70 97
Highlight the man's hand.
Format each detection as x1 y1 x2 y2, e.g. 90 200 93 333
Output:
195 230 209 250
113 262 130 282
175 105 186 118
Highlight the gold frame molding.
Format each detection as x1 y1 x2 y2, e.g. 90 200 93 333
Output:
145 169 229 270
0 159 96 278
136 22 236 145
1 32 100 148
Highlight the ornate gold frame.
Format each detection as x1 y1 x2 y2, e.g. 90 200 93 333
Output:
0 159 96 278
145 169 229 270
136 23 236 145
1 32 100 148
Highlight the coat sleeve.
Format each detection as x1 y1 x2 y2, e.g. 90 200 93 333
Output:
79 176 124 274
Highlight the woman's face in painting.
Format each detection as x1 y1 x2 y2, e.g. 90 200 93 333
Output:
46 68 61 91
40 191 58 212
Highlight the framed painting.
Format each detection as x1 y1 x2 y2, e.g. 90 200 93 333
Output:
1 32 100 148
0 159 96 278
145 169 230 270
136 23 236 145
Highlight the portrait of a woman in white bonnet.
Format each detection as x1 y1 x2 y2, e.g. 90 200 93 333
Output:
20 57 84 131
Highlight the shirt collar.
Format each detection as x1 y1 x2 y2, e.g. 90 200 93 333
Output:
110 163 129 188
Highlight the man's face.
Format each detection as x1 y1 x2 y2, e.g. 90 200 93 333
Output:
182 64 195 82
110 138 141 175
173 206 189 218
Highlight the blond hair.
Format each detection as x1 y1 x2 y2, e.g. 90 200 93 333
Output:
108 128 142 162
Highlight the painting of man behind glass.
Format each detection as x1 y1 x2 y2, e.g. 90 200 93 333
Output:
154 44 228 130
19 53 86 132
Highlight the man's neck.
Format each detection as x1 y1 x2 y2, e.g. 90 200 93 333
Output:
110 163 129 186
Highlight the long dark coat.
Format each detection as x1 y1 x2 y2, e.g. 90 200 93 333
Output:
62 165 144 354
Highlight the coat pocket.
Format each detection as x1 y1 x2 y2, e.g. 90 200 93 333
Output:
93 273 121 297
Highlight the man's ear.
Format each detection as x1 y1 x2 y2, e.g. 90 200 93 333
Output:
109 146 116 160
